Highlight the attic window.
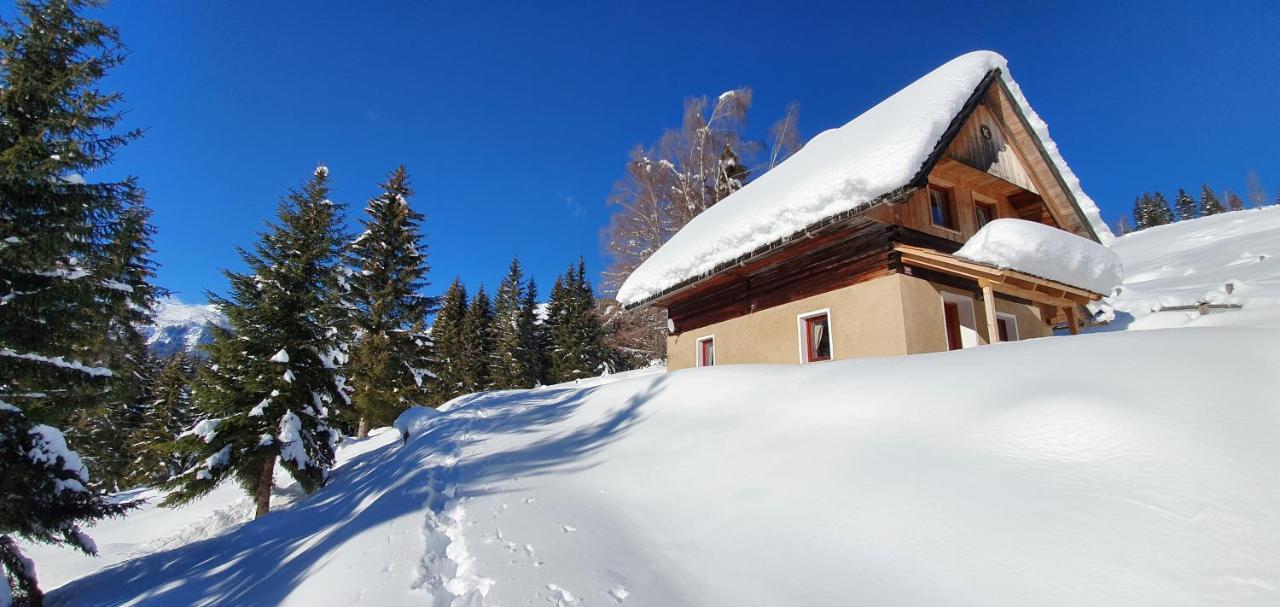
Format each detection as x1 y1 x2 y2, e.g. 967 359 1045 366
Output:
980 124 993 141
928 185 956 230
975 200 997 228
799 311 832 363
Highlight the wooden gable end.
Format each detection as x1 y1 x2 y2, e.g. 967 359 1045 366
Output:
980 78 1099 242
944 104 1039 194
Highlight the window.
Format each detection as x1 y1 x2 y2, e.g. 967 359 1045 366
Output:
928 185 955 230
975 201 997 228
696 336 715 367
995 313 1019 342
939 292 978 351
799 311 832 363
943 301 963 351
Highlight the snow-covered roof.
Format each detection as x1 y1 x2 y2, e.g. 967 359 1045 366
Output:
617 51 1114 307
955 219 1123 295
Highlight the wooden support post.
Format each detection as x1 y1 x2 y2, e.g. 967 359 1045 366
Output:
981 281 1000 345
1065 305 1081 335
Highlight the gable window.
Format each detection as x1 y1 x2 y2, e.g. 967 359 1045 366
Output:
696 336 715 367
928 185 956 230
995 313 1019 342
975 200 997 228
798 311 832 363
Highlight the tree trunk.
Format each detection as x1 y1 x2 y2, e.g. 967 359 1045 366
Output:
357 417 369 440
254 457 274 518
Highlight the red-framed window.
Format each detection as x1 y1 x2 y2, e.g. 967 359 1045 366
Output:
943 301 963 351
928 185 956 230
803 313 832 362
697 336 715 367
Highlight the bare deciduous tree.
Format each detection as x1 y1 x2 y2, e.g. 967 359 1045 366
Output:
600 88 803 363
1246 170 1266 209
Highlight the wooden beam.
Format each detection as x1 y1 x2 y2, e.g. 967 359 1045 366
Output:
1065 306 1081 335
981 282 1000 344
894 244 1101 305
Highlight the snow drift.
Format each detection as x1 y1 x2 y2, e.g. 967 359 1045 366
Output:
956 218 1123 294
617 50 1113 306
1102 206 1280 330
49 328 1280 606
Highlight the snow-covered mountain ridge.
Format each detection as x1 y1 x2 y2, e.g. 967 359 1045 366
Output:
140 297 227 357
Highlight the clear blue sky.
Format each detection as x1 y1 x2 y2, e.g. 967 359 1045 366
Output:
69 1 1280 303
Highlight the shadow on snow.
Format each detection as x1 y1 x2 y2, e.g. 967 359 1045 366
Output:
49 375 666 606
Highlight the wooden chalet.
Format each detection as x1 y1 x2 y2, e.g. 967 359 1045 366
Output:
617 52 1113 370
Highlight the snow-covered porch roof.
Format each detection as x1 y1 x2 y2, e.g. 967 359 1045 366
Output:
895 243 1102 338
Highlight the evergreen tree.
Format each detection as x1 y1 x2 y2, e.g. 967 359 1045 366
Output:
1201 185 1225 215
546 260 608 383
127 353 198 486
164 166 349 519
428 278 469 404
489 259 542 389
1149 192 1175 226
459 286 493 392
1131 194 1150 230
346 166 434 438
0 1 157 601
521 280 545 385
1174 188 1199 221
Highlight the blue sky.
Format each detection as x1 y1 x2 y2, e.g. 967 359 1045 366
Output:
72 1 1280 303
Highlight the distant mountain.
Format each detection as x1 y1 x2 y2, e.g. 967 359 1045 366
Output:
141 298 228 357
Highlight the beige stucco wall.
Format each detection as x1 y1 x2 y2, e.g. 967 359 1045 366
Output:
667 273 1052 370
903 277 1052 354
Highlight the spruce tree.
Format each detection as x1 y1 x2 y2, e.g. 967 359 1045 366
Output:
1174 188 1199 221
489 259 542 389
1131 195 1150 230
1200 185 1225 215
0 1 157 601
1150 192 1175 226
127 353 198 486
346 166 433 438
429 278 469 404
165 166 349 519
520 279 545 385
459 286 493 392
547 260 608 383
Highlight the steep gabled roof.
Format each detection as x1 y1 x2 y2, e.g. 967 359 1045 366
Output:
618 51 1113 308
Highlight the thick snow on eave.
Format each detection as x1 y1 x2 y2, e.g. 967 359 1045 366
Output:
956 218 1123 294
617 51 1113 306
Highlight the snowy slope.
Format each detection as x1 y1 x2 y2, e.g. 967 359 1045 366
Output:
141 297 228 357
618 50 1113 306
20 428 401 592
1100 206 1280 330
48 331 1280 606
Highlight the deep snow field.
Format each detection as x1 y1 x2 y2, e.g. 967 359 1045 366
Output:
30 209 1280 606
1100 205 1280 330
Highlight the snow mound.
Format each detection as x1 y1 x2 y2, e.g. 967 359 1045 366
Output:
956 218 1123 294
1100 206 1280 330
392 405 441 438
617 50 1112 306
50 329 1280 606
